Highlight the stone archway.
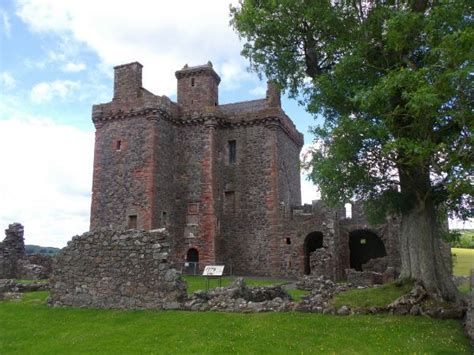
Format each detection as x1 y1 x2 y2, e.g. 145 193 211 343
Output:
186 248 199 263
349 230 386 271
303 231 323 275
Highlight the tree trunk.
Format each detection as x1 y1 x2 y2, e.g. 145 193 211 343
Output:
398 197 460 302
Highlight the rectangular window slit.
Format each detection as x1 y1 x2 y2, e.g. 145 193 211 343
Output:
116 140 122 151
228 140 236 164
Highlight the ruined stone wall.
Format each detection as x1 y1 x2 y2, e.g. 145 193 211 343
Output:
278 201 340 279
50 229 186 310
0 223 26 278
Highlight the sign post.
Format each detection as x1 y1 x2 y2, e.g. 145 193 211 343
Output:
203 265 225 291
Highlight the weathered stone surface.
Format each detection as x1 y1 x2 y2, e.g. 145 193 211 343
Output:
295 275 349 313
88 61 405 280
0 223 53 280
0 279 49 293
387 283 465 319
183 278 293 312
0 223 26 278
49 229 187 310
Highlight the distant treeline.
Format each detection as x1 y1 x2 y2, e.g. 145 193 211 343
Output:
451 230 474 249
25 245 61 256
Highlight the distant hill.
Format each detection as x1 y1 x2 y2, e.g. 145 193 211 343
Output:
25 245 61 256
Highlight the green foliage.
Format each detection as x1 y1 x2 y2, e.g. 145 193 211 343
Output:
330 281 413 309
0 292 471 353
231 0 473 222
451 230 474 249
25 245 61 256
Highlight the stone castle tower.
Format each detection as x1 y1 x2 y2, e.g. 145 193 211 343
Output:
90 62 304 275
90 61 402 279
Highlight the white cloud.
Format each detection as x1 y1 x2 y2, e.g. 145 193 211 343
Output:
30 79 80 103
62 62 86 72
249 85 266 97
15 0 253 96
300 144 321 204
0 72 16 89
0 8 11 37
0 117 94 247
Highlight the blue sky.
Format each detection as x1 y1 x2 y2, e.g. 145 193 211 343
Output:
0 0 325 247
0 1 470 247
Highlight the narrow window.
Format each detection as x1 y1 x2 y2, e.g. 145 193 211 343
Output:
128 215 137 229
161 211 168 227
228 140 236 164
191 78 195 87
286 237 291 245
116 140 122 151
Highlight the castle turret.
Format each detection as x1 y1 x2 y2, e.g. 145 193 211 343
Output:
113 62 143 101
175 62 220 111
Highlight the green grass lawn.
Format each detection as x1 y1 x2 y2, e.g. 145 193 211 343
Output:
452 248 474 294
184 276 309 301
0 292 470 354
330 282 413 309
452 248 474 276
183 275 288 294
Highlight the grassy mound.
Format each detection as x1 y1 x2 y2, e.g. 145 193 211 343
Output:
330 282 413 309
0 292 470 354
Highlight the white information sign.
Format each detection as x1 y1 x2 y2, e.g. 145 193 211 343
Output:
203 265 225 276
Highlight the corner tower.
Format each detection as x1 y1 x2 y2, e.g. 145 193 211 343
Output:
175 62 221 111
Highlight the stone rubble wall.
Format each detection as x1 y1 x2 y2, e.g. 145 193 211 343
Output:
49 229 187 310
309 248 334 279
0 223 26 278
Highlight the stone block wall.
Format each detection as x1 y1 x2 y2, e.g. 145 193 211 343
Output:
49 229 187 310
0 223 26 278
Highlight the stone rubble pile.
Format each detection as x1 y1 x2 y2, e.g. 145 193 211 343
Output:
0 279 49 293
387 283 465 319
184 278 293 312
295 275 350 313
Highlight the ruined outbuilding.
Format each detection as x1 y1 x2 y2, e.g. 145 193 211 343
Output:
50 229 186 309
0 223 52 280
89 61 401 280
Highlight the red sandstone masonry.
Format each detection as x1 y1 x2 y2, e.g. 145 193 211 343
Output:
88 61 401 279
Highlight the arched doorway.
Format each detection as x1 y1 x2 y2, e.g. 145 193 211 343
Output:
303 231 323 275
186 248 199 263
186 248 199 275
349 230 386 271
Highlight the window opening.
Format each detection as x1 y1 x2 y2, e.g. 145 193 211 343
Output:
116 140 122 151
228 140 236 164
128 215 137 229
191 78 195 87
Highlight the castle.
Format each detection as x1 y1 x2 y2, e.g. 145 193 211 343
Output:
90 61 400 280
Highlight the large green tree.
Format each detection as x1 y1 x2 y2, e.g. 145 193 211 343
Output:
231 0 473 301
